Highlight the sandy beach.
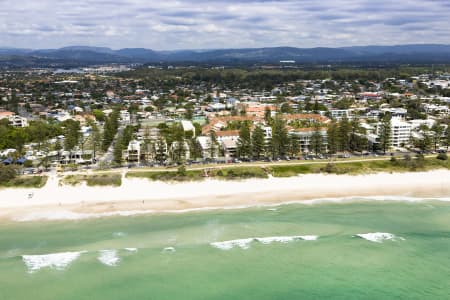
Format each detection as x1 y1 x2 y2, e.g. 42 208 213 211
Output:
0 170 449 222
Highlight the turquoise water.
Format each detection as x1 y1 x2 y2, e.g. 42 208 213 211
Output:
0 200 449 300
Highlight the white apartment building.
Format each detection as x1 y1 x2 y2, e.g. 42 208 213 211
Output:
390 118 412 148
8 115 29 127
123 140 141 163
330 109 352 120
289 128 328 153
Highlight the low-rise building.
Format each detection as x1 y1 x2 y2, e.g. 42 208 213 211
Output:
123 140 141 163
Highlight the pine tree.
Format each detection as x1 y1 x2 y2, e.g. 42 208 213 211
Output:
338 116 351 152
237 123 252 159
445 125 450 150
379 113 392 154
288 136 300 157
310 123 324 155
327 120 339 154
251 125 266 159
431 123 444 151
271 114 289 159
349 119 362 152
264 107 272 123
209 130 218 159
155 136 167 165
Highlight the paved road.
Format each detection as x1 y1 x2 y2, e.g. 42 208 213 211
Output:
98 126 124 164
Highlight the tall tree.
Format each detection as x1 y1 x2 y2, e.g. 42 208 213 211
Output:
445 125 450 150
62 119 81 151
172 128 186 163
102 109 119 152
189 138 202 160
288 136 300 157
349 119 364 152
264 107 272 124
431 123 444 151
310 124 324 155
379 113 392 154
270 114 289 159
251 125 266 159
155 136 167 165
327 120 339 154
236 123 252 159
208 130 218 159
338 116 351 152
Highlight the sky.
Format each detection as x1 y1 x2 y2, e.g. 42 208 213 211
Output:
1 0 449 50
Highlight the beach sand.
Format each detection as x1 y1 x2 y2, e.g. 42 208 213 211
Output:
1 170 449 222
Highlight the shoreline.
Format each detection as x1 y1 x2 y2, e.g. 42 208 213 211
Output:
0 169 449 222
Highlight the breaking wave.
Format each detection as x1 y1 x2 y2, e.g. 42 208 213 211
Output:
211 235 318 250
22 251 87 273
162 247 176 253
98 250 120 266
355 232 405 243
124 248 138 252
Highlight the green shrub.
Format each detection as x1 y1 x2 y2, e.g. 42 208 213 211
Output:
0 165 18 183
437 152 448 160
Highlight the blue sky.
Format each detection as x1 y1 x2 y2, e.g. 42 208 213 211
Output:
1 0 449 49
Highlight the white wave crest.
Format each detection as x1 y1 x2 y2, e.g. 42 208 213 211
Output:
22 251 86 273
211 235 317 250
211 238 254 250
355 232 404 243
124 248 138 252
256 235 318 244
162 247 176 253
98 250 120 266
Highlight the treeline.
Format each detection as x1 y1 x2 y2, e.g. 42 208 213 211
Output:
117 66 446 90
0 119 82 154
233 115 374 160
101 109 120 152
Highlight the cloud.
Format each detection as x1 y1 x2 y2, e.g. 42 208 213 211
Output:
0 0 449 49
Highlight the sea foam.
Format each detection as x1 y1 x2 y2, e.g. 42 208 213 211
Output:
124 248 138 252
211 235 317 250
163 247 176 253
98 250 120 266
355 232 404 243
22 251 86 273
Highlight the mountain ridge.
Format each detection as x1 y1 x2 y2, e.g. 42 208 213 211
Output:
1 44 450 67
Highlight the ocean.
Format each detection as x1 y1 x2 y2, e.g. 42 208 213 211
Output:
0 199 449 300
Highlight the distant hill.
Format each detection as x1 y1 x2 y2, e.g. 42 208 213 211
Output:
0 44 450 67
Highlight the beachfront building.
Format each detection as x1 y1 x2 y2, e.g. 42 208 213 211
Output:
123 140 141 163
390 118 412 148
169 141 190 162
221 139 238 160
197 136 219 159
57 150 94 165
375 118 412 148
289 127 328 153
